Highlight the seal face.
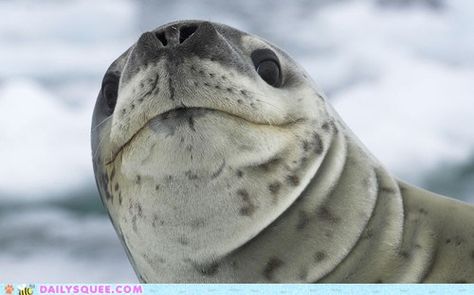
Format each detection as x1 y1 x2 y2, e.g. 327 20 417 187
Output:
92 20 474 283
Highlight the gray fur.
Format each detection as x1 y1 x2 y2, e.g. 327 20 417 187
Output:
91 20 474 283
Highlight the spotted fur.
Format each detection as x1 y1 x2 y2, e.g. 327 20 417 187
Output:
91 20 474 283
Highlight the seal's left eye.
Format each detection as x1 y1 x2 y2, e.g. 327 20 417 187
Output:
101 73 119 115
256 60 280 87
251 48 282 88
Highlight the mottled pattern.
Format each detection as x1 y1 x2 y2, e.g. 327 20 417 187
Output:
91 20 474 283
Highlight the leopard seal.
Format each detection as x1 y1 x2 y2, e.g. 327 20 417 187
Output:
91 20 474 283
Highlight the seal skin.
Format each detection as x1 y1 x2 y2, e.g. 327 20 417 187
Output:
91 20 474 283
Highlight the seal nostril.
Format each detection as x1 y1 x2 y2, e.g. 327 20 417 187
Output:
179 25 198 44
155 31 168 46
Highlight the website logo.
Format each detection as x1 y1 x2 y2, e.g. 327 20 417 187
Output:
17 285 34 295
4 285 14 295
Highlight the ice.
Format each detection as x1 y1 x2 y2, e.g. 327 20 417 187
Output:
0 79 94 199
333 55 474 181
0 0 139 199
0 0 139 80
0 208 136 282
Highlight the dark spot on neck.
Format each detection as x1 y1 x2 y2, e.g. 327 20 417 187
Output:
190 218 206 229
296 211 310 230
137 203 143 217
322 122 330 132
194 262 219 276
454 236 464 246
298 268 308 281
418 208 428 215
286 175 300 186
237 189 256 216
302 140 310 152
254 157 281 172
314 251 326 263
316 206 340 224
185 170 198 180
400 251 410 259
313 132 324 155
263 257 284 281
268 181 281 195
178 236 189 245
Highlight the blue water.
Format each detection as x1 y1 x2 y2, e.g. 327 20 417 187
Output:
0 0 472 282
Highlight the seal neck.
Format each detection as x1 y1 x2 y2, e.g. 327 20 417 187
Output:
314 129 406 282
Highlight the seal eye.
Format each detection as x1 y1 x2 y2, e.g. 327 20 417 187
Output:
256 60 280 87
101 73 119 115
251 48 282 87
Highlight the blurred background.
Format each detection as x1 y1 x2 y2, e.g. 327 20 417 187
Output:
0 0 473 282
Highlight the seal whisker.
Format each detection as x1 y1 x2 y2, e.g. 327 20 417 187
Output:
255 99 301 125
92 116 113 132
92 130 107 160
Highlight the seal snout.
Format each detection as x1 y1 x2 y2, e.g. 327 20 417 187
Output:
153 24 199 47
139 21 212 50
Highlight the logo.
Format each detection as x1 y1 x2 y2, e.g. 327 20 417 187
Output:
17 285 34 295
4 285 14 295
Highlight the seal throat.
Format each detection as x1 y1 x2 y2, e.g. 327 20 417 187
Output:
227 125 404 283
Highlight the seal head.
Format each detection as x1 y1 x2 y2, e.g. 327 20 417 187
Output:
92 20 333 282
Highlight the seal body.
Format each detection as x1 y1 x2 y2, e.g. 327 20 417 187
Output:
91 20 474 283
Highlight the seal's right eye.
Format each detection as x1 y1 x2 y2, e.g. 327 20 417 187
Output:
101 72 119 115
251 48 282 88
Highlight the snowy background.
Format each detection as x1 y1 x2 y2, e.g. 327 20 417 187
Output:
0 0 473 282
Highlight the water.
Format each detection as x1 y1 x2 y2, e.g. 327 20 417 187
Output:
0 0 473 282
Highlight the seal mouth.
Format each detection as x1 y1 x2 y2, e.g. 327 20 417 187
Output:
105 106 305 166
155 107 246 122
